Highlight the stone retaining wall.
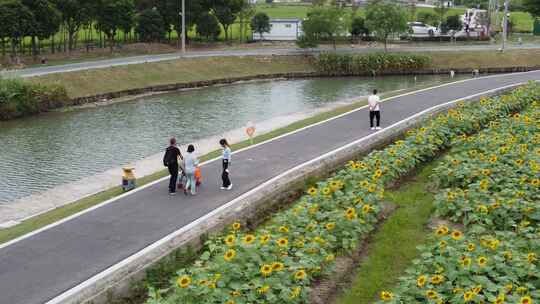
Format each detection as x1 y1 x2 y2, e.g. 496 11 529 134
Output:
58 85 522 304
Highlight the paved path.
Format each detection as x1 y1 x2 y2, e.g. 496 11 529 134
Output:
1 72 540 304
2 44 540 78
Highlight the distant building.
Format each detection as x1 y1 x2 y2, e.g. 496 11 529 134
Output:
252 19 303 41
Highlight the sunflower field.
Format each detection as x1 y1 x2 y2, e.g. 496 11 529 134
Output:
376 86 540 304
147 83 540 304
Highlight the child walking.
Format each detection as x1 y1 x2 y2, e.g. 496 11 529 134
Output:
219 139 232 190
183 144 199 195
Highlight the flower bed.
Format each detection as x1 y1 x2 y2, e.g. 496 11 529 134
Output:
376 85 540 304
147 84 540 304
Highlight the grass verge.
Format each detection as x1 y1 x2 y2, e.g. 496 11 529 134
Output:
336 160 439 304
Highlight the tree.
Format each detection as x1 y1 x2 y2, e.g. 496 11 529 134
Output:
0 2 13 58
212 0 244 42
365 2 408 51
441 14 462 34
96 0 135 52
523 0 540 18
301 6 347 50
172 0 208 44
251 12 271 41
196 12 221 40
136 8 166 42
22 0 61 58
417 11 439 25
0 0 33 63
238 0 256 43
296 34 318 52
433 0 449 27
54 0 94 51
350 15 368 41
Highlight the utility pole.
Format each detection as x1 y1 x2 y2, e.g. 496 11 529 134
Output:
501 0 509 52
179 0 186 54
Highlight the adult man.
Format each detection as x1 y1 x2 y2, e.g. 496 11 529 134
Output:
368 89 382 130
163 137 183 195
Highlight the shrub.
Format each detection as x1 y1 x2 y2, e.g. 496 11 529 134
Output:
314 53 432 76
0 77 68 120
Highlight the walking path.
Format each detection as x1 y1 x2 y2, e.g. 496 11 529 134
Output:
2 44 540 78
1 72 539 304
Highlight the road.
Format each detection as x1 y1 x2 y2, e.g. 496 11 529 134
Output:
0 71 539 304
2 44 540 78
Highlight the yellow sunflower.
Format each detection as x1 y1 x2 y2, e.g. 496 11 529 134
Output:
243 234 256 245
307 187 317 196
426 289 438 299
451 230 463 241
477 256 488 267
294 269 306 280
260 264 272 276
431 274 444 285
224 234 236 247
279 226 289 233
258 285 270 294
325 223 336 231
527 253 537 264
520 296 532 304
531 179 540 187
362 204 372 214
321 187 332 196
177 275 191 288
463 291 474 302
435 225 449 236
224 249 236 262
260 234 271 245
417 275 427 288
277 238 288 247
232 222 241 231
272 262 285 272
325 254 335 262
289 287 301 299
380 291 394 301
467 243 476 252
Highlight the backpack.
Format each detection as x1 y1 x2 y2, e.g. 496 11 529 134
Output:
163 148 175 167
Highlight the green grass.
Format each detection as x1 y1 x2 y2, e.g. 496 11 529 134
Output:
337 160 439 304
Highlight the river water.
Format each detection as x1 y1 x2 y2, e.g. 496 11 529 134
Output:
0 75 465 203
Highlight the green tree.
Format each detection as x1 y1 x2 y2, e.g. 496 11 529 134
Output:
365 2 408 51
523 0 540 17
54 0 94 51
238 0 256 43
433 0 449 27
301 6 346 50
350 15 368 41
296 34 318 51
0 0 33 62
96 0 135 52
416 11 438 25
211 0 244 42
173 0 209 44
136 8 166 42
0 3 9 58
196 12 221 41
441 14 462 34
251 12 271 41
22 0 61 58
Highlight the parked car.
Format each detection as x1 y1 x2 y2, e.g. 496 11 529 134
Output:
407 22 440 38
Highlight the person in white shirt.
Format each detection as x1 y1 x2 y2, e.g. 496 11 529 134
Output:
368 89 381 130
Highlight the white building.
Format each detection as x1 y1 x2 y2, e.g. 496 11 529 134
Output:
252 19 303 41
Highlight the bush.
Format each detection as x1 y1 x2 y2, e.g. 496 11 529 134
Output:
313 53 432 76
0 78 68 120
136 9 166 43
196 12 221 41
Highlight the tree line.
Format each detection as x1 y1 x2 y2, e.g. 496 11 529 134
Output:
0 0 262 62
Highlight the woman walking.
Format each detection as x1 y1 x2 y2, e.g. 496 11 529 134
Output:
220 139 232 190
183 144 199 195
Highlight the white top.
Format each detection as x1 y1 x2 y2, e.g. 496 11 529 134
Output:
368 95 381 111
183 153 199 174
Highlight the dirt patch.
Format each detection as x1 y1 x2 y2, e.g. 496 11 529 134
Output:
309 201 398 304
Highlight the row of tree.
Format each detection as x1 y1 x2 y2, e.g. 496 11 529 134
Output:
0 0 262 61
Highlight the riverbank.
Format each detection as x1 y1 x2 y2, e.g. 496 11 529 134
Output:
28 49 540 100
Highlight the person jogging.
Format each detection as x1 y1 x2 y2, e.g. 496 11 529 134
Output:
219 139 232 190
368 89 382 130
163 137 182 195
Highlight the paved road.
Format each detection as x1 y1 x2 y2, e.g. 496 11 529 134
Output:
1 72 540 304
2 44 540 78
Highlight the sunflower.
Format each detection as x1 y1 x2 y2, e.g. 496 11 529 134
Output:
232 222 241 231
325 223 336 231
426 289 438 299
224 249 236 262
321 187 332 196
231 290 241 297
479 179 489 191
451 230 463 241
368 185 376 193
307 187 317 196
224 234 236 247
272 262 285 272
489 155 498 163
481 169 491 176
527 253 537 263
325 254 335 262
494 294 505 304
435 225 449 236
330 180 341 190
467 243 476 252
177 275 191 288
362 205 372 214
198 279 208 286
463 291 474 302
531 179 540 187
477 256 488 267
380 291 394 301
473 285 482 294
225 301 235 304
461 257 472 267
431 275 444 285
417 275 427 288
520 296 532 304
258 285 270 294
477 205 489 213
503 251 513 260
515 159 525 166
260 234 271 245
243 234 256 245
277 238 288 247
294 269 306 280
279 226 289 233
289 287 301 299
360 180 369 188
261 264 273 276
